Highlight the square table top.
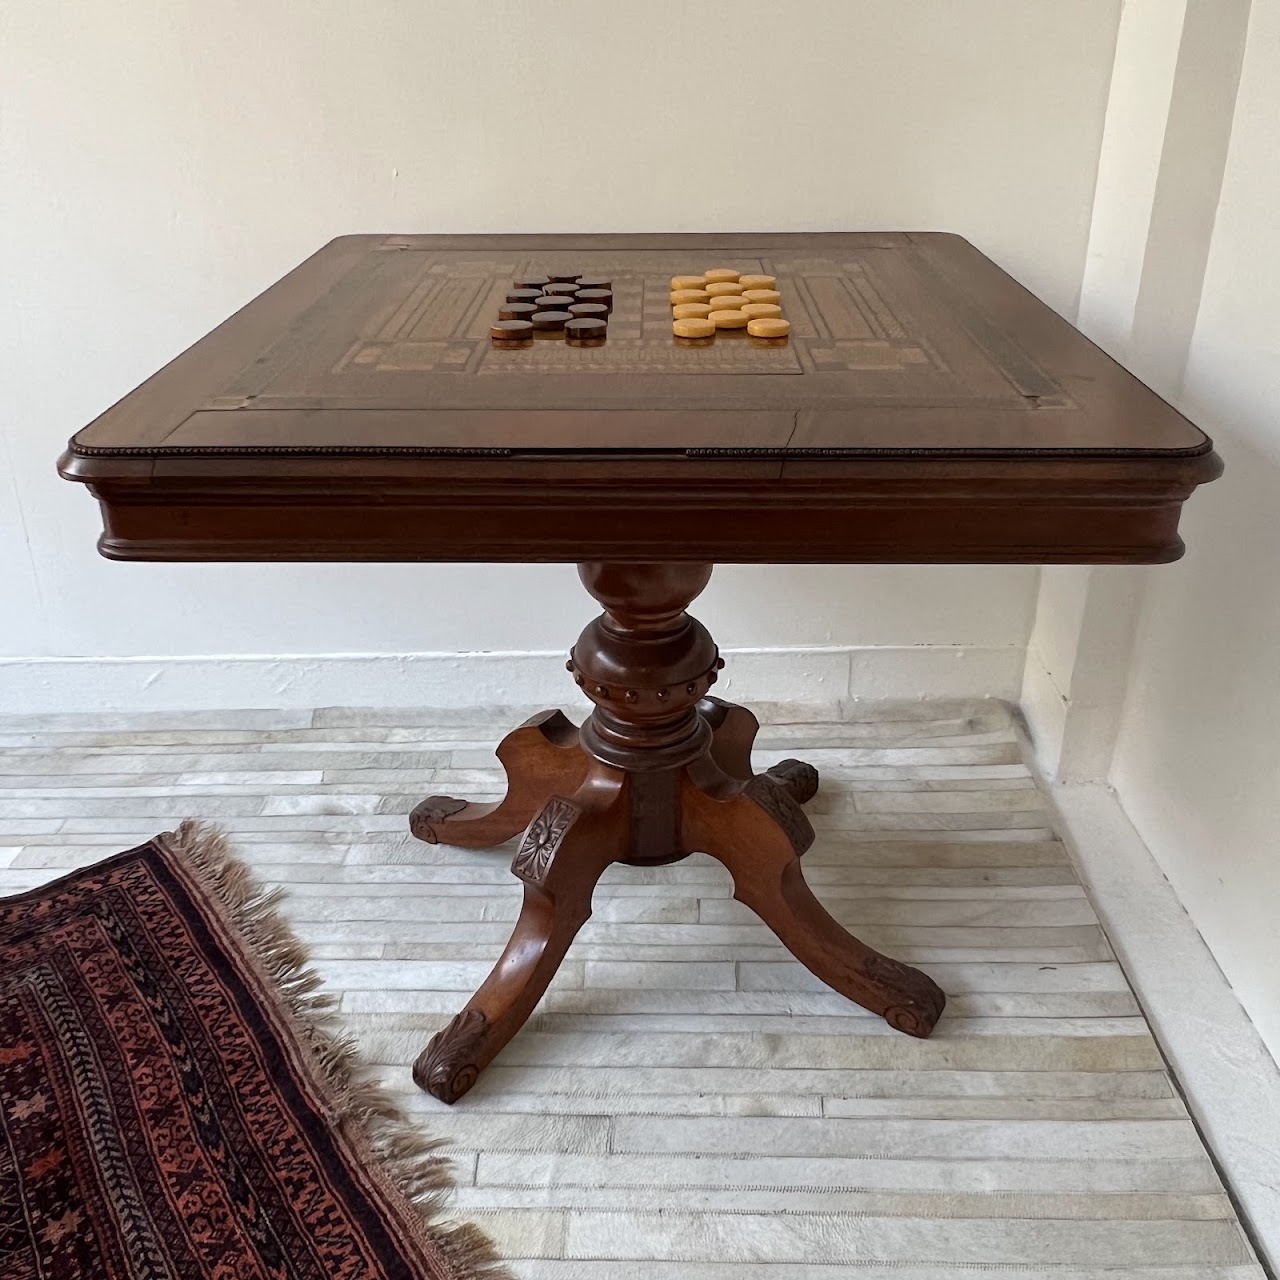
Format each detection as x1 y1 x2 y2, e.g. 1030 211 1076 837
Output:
60 233 1221 565
70 232 1207 458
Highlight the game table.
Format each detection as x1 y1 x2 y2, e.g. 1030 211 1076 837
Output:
59 233 1221 1103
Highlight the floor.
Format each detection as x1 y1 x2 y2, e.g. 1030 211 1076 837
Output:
0 701 1266 1279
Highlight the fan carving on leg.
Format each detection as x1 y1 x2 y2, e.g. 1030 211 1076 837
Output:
512 796 581 885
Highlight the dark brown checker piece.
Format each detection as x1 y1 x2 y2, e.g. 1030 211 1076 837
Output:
574 288 612 311
546 272 581 283
537 295 576 309
498 302 539 321
506 288 543 304
513 275 550 289
542 281 580 295
567 302 609 319
565 317 608 346
61 232 1220 565
574 277 612 291
530 309 574 331
489 319 534 342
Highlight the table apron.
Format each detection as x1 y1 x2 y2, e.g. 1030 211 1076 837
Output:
81 474 1206 564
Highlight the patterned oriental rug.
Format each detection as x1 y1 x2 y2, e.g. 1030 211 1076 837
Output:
0 822 508 1280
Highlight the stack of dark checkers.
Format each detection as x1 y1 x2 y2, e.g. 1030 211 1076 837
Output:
491 272 612 348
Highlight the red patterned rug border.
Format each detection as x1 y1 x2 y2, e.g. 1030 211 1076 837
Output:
153 819 512 1280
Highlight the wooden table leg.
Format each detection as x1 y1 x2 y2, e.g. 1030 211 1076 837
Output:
413 768 627 1102
409 709 588 847
681 762 946 1037
698 696 760 780
409 562 946 1101
699 696 820 799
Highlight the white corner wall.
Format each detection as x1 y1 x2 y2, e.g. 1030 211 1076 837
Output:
1109 0 1280 1060
1022 0 1280 1064
1022 0 1250 783
0 1 1128 711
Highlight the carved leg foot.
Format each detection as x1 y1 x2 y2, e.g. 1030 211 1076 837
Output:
413 771 626 1102
681 770 945 1037
763 758 819 805
409 709 588 848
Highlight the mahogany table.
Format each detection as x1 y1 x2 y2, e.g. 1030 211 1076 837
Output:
59 233 1221 1104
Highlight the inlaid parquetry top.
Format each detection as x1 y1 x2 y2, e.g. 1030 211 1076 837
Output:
67 233 1209 458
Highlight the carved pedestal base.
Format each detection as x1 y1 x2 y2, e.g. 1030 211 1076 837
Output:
409 564 946 1104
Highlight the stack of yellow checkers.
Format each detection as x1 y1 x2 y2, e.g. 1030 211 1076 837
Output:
670 269 790 341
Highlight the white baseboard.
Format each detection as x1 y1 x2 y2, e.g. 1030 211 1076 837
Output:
1034 777 1280 1272
0 645 1023 716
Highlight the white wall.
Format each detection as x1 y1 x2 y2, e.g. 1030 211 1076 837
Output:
1109 0 1280 1058
1077 0 1189 356
1020 0 1280 1061
1023 0 1250 782
1 1 1125 709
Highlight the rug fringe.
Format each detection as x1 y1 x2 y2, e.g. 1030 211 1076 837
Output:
164 819 513 1280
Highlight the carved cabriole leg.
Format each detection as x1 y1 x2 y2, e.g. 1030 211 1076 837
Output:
409 709 588 847
681 763 946 1038
412 769 626 1103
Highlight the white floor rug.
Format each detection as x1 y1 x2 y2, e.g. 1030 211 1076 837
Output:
0 701 1264 1278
